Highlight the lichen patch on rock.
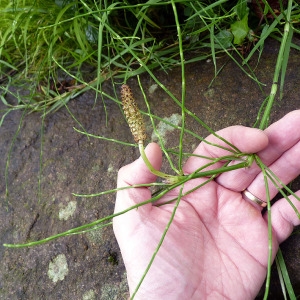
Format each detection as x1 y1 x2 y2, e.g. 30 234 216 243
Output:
47 254 69 283
151 113 182 143
82 289 96 300
148 83 158 94
59 200 77 221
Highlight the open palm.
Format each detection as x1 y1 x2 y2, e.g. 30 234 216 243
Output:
114 111 300 299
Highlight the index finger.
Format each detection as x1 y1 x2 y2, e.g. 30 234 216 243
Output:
216 110 300 192
183 125 268 175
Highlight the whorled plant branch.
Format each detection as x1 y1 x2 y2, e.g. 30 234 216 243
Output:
120 84 255 185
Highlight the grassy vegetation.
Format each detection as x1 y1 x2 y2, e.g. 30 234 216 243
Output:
1 0 298 115
1 0 300 299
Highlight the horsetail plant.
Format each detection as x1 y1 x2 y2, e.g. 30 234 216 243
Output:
121 84 181 184
120 84 147 144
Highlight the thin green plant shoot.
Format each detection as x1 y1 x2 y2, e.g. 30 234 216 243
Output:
4 80 300 299
2 0 300 299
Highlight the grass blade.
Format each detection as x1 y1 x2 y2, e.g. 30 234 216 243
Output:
276 248 297 300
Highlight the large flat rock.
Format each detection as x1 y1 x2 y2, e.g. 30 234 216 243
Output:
1 39 300 299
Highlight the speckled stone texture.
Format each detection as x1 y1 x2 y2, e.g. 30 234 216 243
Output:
1 38 300 299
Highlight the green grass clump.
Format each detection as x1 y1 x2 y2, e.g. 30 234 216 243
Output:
1 0 299 114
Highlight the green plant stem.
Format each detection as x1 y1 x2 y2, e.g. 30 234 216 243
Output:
138 141 179 183
276 248 297 300
171 0 186 174
259 0 293 130
72 182 167 198
255 156 272 299
139 140 253 184
3 172 191 248
4 152 254 248
3 187 173 248
137 76 180 175
131 184 184 299
186 161 251 179
120 38 242 154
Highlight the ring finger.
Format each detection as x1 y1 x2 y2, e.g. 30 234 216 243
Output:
244 141 300 204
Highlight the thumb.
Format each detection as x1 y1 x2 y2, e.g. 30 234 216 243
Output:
114 142 162 214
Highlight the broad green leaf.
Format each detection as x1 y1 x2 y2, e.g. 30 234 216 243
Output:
214 29 233 48
231 13 250 45
234 0 249 20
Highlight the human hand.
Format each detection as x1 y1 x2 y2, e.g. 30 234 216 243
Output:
113 110 300 299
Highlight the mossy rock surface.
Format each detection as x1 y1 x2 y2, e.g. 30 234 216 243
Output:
1 39 300 299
